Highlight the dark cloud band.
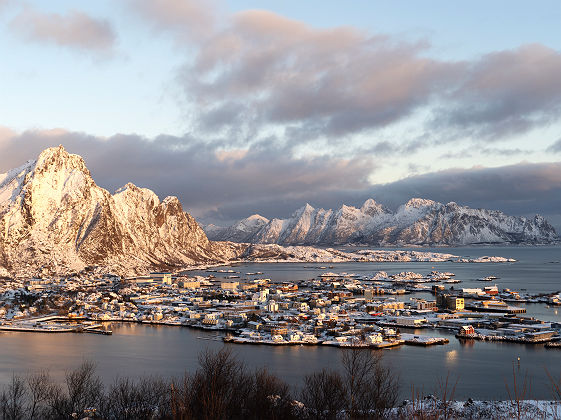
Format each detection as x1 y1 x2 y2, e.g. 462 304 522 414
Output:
1 129 560 232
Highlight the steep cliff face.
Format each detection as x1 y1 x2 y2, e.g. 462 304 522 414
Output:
0 146 242 277
206 198 559 246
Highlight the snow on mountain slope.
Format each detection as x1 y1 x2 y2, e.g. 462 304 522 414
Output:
0 146 243 277
205 214 269 242
206 198 558 246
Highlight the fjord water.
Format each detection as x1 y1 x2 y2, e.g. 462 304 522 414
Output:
1 246 560 400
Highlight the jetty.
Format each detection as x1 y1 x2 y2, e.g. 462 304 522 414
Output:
0 316 112 335
400 333 449 346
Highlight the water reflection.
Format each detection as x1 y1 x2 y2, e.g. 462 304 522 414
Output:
458 339 475 349
1 247 560 401
1 324 560 401
445 350 458 365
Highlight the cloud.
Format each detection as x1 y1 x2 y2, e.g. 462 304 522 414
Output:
547 138 561 153
133 0 218 42
204 159 561 229
0 127 375 222
479 147 531 157
10 6 116 54
367 162 561 217
204 161 561 234
181 10 460 144
431 44 561 140
1 127 560 231
129 4 561 150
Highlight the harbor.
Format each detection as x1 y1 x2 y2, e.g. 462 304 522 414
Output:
2 260 559 351
1 246 561 400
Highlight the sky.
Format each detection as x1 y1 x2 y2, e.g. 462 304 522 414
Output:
0 0 561 230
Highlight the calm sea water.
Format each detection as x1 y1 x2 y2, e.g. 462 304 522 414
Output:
1 246 560 400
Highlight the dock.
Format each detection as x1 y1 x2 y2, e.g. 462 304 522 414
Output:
400 333 449 346
0 317 112 335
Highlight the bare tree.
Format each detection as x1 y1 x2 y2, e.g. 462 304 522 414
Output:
189 347 252 420
504 363 531 420
0 347 404 420
341 349 400 419
369 358 400 418
102 376 171 420
170 373 194 420
26 370 54 419
301 369 347 419
246 367 295 420
46 360 104 418
0 375 27 420
435 372 458 420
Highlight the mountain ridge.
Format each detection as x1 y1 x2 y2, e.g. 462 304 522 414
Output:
205 199 559 246
0 146 243 277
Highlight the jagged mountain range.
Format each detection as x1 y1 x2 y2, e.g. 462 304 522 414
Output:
1 146 557 278
205 198 559 246
0 146 242 277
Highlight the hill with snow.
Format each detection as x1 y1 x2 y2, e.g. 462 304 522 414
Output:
205 199 558 246
0 146 242 277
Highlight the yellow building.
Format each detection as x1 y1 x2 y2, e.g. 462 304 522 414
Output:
221 281 239 290
178 279 201 289
447 297 464 311
150 272 172 284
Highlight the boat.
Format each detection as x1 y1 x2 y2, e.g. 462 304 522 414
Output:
477 276 498 282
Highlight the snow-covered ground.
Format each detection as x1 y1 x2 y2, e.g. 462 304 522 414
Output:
242 244 516 263
394 398 561 419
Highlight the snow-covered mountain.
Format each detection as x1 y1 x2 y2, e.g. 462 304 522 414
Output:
0 146 241 277
205 199 558 246
204 214 269 243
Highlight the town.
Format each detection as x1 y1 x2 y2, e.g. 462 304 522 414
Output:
1 267 560 349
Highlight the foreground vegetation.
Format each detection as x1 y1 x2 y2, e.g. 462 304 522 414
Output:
0 347 560 419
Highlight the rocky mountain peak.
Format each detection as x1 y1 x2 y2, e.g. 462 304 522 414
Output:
206 197 558 246
114 183 160 208
340 204 357 212
0 146 241 277
115 182 140 193
404 198 437 209
360 198 386 216
293 203 315 217
246 214 269 223
34 145 90 177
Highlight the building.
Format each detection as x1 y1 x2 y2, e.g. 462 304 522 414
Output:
483 285 499 295
267 300 279 312
458 325 475 336
437 294 465 311
364 288 385 300
368 301 405 312
416 300 437 311
279 283 298 292
248 321 261 330
178 279 201 289
271 327 288 336
126 276 153 285
432 285 445 293
461 288 485 297
524 331 556 342
448 297 464 311
221 281 239 291
367 333 384 344
151 272 172 284
389 316 427 327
